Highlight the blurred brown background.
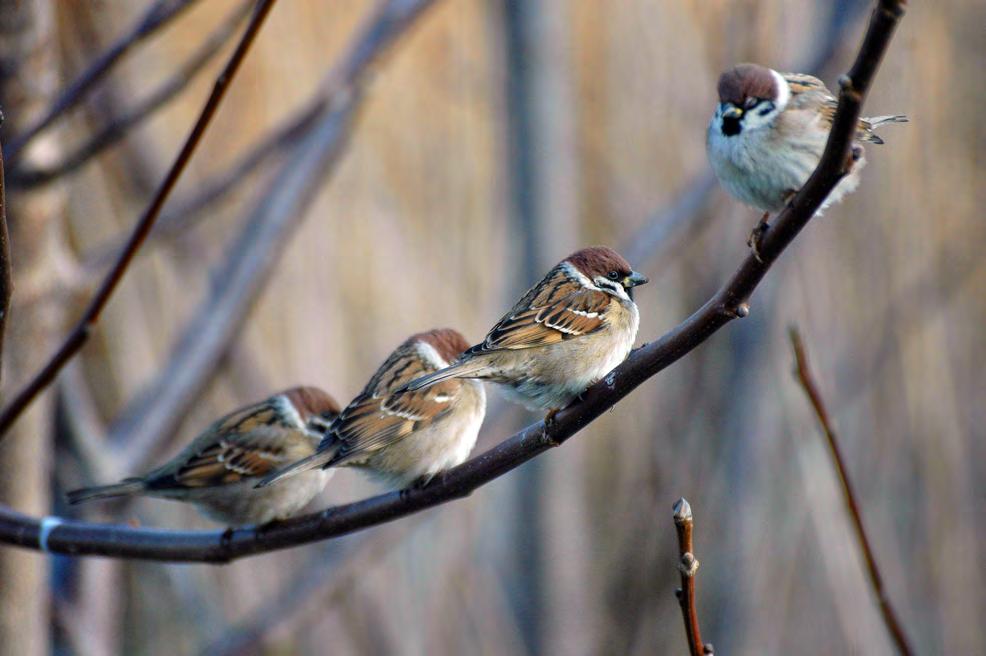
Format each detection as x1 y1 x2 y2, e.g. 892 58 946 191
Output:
0 0 983 654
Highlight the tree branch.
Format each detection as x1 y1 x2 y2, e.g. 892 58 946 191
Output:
0 0 279 440
788 328 914 656
3 0 203 163
673 498 712 656
0 0 906 562
7 0 254 189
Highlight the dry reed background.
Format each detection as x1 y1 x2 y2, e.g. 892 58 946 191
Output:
0 0 984 654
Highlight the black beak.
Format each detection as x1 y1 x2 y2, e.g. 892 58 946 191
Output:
623 271 649 288
623 271 648 301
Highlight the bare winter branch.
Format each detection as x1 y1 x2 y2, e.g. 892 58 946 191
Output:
672 498 712 656
0 0 279 441
8 0 254 189
3 0 203 162
0 0 906 562
788 327 914 656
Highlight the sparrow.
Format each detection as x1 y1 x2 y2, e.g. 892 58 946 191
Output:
706 63 906 253
401 246 648 415
257 328 486 491
66 386 341 526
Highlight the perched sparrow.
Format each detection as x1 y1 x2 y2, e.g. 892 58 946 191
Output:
258 329 486 490
402 246 648 414
66 387 341 526
706 63 906 250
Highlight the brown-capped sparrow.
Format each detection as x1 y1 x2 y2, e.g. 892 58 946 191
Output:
706 63 906 253
402 246 648 416
257 329 486 490
66 386 341 526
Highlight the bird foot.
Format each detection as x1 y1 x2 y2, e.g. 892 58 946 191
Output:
747 212 770 263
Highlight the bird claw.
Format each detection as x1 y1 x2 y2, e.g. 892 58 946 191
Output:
747 214 770 264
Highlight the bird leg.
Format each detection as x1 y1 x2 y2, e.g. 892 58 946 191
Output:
747 212 771 263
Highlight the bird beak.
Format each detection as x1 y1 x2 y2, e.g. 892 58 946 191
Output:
720 103 743 120
623 271 649 288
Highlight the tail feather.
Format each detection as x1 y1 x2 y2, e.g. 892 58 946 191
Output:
255 450 333 489
401 360 489 393
867 114 908 128
66 479 145 504
860 114 906 144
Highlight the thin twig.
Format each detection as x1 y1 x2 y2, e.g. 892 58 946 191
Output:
672 498 712 656
0 116 11 382
8 0 254 189
0 0 906 561
107 0 442 473
788 328 914 656
0 0 279 440
3 0 203 162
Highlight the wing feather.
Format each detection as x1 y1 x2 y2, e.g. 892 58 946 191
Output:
321 345 462 466
144 403 318 489
470 265 611 353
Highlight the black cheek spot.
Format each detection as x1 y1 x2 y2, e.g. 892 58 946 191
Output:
757 105 772 116
721 116 741 136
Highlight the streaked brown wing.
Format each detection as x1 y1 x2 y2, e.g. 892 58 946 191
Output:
168 426 312 487
782 73 832 99
474 265 610 352
324 348 459 465
785 73 877 141
815 101 884 143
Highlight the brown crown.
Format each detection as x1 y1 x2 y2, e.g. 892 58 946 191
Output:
282 386 342 419
412 328 471 363
717 63 778 106
565 246 633 280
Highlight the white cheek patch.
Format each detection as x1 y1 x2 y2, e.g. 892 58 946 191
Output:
593 276 630 302
770 69 790 111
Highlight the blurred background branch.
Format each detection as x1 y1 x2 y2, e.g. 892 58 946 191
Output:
7 0 254 189
2 0 204 163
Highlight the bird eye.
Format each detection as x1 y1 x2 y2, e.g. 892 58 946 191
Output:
744 97 759 109
607 271 620 280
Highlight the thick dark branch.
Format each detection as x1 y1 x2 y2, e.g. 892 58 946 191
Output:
789 328 914 656
0 0 279 440
0 0 906 561
673 498 712 656
8 0 253 189
3 0 203 162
